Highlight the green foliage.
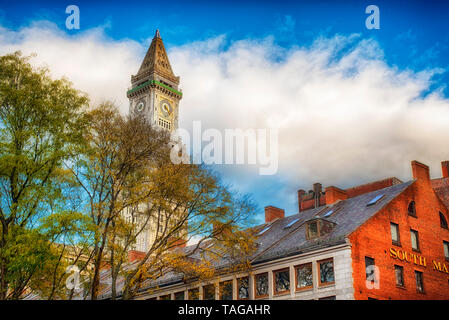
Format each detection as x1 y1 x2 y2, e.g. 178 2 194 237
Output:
0 51 90 299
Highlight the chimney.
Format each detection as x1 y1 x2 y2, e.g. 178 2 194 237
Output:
313 183 322 208
265 206 285 223
128 250 146 262
212 222 232 238
411 160 430 182
325 186 348 205
297 189 306 212
442 161 449 178
168 237 187 250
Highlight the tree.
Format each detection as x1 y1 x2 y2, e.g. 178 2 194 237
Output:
0 52 89 299
69 103 257 300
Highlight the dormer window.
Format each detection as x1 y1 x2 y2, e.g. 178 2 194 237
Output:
306 219 336 240
408 201 417 218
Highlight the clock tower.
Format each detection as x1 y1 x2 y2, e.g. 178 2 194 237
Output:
127 30 182 132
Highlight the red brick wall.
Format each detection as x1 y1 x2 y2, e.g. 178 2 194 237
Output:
349 178 449 300
345 177 401 198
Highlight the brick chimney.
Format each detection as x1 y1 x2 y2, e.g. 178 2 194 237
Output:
168 237 187 250
442 161 449 178
128 250 146 262
325 186 348 205
265 206 285 223
297 189 306 212
411 160 430 182
212 222 232 238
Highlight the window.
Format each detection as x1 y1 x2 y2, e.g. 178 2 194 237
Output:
295 263 313 291
415 271 424 293
203 284 215 300
159 294 171 300
440 212 448 229
254 273 269 298
394 265 404 287
444 241 449 260
237 277 249 300
408 201 417 217
318 258 335 286
257 225 271 236
158 117 171 130
273 268 290 295
365 257 375 281
391 223 400 246
307 221 318 239
306 219 335 239
219 280 233 300
367 194 385 206
188 288 199 300
319 296 336 300
410 229 420 252
284 218 301 229
174 291 185 300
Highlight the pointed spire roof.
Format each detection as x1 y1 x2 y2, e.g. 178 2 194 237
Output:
135 29 178 84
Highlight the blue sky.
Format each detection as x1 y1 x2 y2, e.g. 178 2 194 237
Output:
1 0 448 96
1 0 449 223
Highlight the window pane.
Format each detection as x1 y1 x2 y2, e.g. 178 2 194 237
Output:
274 269 290 294
296 263 313 289
203 284 215 300
411 230 419 250
408 201 416 217
238 277 249 299
174 291 185 300
319 260 335 284
391 223 399 243
308 222 318 238
440 212 448 229
188 288 199 300
219 280 233 300
395 265 404 286
159 294 171 300
415 271 424 293
444 241 449 259
255 273 269 297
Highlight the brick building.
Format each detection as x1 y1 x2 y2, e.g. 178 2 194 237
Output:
99 160 449 300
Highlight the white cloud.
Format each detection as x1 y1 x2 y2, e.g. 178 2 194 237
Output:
0 21 143 110
2 22 449 216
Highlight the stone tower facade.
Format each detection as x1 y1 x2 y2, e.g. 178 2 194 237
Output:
127 29 182 132
124 30 184 253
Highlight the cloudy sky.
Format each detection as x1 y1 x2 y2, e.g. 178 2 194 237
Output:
1 0 449 223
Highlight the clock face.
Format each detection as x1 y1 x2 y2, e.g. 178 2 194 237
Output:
160 100 172 117
135 100 145 113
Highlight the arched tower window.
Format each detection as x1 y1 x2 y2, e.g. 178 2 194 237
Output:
440 212 448 229
408 201 417 217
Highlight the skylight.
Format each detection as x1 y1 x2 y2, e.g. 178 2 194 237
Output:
257 225 271 236
322 210 334 217
284 218 301 229
367 194 385 206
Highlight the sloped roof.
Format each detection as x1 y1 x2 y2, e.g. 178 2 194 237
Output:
122 179 414 297
252 180 414 263
136 30 178 83
88 179 415 299
432 177 449 209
